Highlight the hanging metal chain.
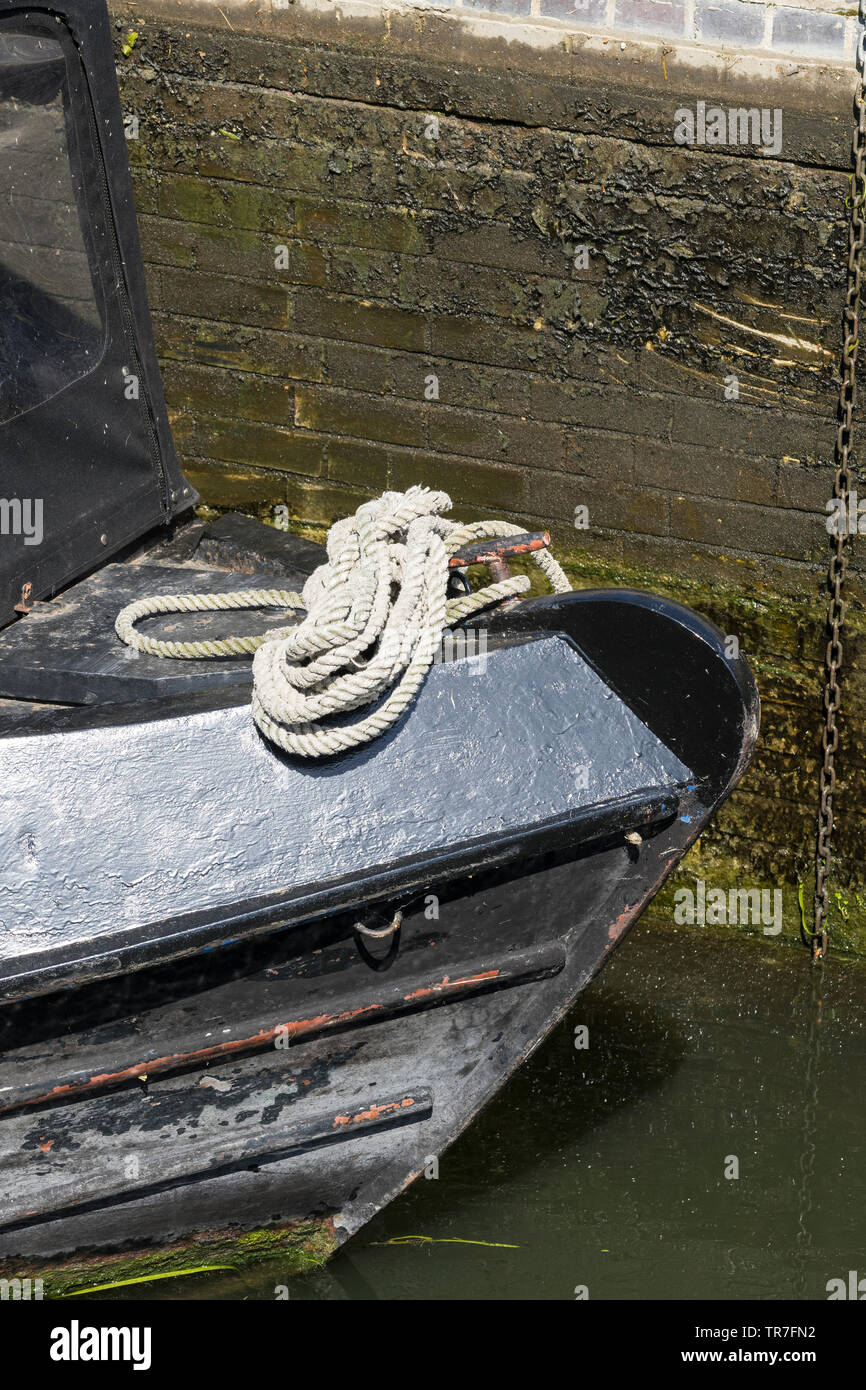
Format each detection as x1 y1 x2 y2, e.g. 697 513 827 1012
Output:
809 14 866 961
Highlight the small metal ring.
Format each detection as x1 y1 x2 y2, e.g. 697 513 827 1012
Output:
354 909 403 940
353 909 403 972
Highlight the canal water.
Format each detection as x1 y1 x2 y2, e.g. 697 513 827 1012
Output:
105 921 866 1301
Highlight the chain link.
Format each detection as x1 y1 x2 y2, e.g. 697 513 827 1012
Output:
809 13 866 960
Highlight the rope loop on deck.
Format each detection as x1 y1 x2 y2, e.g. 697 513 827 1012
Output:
115 486 571 758
114 587 304 659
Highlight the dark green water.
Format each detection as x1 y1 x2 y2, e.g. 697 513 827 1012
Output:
104 922 866 1301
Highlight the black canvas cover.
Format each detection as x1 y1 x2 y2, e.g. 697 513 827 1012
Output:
0 2 192 629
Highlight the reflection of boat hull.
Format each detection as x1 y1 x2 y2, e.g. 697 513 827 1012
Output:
0 588 758 1273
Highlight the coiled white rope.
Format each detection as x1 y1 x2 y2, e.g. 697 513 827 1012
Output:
115 486 571 758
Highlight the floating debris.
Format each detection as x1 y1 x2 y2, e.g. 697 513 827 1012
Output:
371 1235 520 1249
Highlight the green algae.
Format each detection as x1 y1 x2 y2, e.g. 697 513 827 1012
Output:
2 1218 337 1299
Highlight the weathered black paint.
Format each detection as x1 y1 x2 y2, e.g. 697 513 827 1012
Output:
196 512 326 580
0 561 308 704
0 1 760 1269
0 561 758 1263
0 940 567 1116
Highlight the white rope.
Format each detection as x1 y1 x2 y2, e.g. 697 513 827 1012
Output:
115 486 571 758
114 587 303 659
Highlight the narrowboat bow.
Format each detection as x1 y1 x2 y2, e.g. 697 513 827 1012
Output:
0 0 758 1275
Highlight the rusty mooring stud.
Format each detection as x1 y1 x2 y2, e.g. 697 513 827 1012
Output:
449 531 551 570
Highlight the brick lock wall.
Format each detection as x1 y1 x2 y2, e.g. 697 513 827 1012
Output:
114 0 866 949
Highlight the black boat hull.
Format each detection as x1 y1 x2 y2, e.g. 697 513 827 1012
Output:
0 0 759 1278
0 587 758 1273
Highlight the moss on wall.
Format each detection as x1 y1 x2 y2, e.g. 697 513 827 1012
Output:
111 2 866 952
